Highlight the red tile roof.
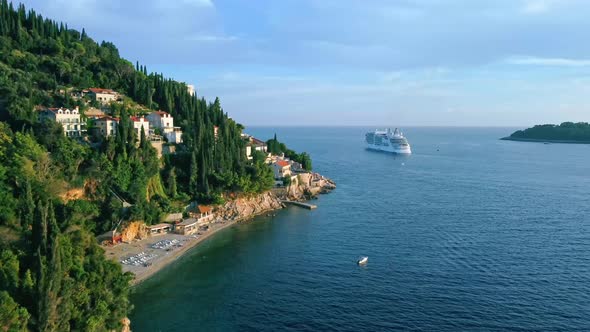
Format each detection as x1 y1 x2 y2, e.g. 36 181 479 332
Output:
95 116 120 122
276 160 290 167
88 88 116 94
197 205 212 214
251 137 266 145
130 116 146 122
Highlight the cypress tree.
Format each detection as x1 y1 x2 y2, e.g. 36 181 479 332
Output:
167 167 177 198
189 151 198 197
32 201 48 255
21 180 35 229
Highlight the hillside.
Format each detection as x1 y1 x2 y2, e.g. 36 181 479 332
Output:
0 1 276 330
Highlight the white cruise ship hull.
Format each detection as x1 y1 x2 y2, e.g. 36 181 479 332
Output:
366 143 412 154
365 128 412 154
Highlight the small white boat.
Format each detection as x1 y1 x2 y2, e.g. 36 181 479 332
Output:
357 256 368 265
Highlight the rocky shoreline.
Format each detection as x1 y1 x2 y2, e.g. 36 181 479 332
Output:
106 173 336 282
210 172 336 224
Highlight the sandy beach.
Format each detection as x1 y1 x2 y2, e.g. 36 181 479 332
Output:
103 219 239 285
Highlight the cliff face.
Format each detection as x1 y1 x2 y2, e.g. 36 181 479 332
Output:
274 173 336 201
216 191 284 222
120 221 149 242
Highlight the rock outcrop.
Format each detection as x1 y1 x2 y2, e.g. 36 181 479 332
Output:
274 172 336 201
216 191 284 222
120 221 149 242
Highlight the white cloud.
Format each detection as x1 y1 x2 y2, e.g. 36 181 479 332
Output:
505 56 590 66
522 0 552 14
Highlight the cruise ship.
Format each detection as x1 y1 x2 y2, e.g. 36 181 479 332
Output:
365 128 412 154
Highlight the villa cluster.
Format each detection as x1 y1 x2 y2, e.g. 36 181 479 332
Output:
37 88 183 144
241 133 308 187
38 89 311 190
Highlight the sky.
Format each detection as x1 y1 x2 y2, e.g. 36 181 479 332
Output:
18 0 590 126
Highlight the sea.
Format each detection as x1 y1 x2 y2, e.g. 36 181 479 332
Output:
130 127 590 331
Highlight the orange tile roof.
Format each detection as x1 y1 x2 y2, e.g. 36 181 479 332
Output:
276 160 290 167
88 88 116 94
197 205 212 214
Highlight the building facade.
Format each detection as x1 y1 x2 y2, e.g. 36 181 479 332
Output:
272 160 292 179
131 116 150 139
187 84 195 96
147 111 174 129
175 219 199 235
87 88 118 104
146 111 183 144
38 107 86 137
94 116 119 137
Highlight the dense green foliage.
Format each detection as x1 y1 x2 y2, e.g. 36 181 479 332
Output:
267 134 312 170
509 122 590 142
0 123 132 331
0 1 279 330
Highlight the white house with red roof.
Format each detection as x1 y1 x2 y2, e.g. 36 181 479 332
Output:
131 116 150 139
87 88 118 104
146 111 183 143
38 106 86 137
147 111 174 129
272 160 292 180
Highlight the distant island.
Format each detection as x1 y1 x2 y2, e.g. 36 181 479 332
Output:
502 122 590 144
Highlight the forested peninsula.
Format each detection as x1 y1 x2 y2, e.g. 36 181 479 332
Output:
502 122 590 144
0 1 322 331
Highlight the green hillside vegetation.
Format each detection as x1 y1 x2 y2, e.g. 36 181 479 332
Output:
508 122 590 142
0 1 277 330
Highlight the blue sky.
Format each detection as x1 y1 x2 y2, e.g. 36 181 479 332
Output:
20 0 590 126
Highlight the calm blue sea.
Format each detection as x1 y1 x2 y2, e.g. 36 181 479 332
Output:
130 127 590 331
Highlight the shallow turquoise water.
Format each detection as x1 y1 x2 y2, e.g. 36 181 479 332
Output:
130 127 590 331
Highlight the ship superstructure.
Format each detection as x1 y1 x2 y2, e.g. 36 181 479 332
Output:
365 128 411 154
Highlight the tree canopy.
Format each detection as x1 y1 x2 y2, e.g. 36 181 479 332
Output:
509 122 590 142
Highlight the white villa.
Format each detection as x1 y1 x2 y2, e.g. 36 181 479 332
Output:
38 106 86 137
242 134 268 160
131 116 150 139
187 84 196 96
87 88 118 105
272 160 292 180
146 111 183 144
251 137 267 153
94 116 119 137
